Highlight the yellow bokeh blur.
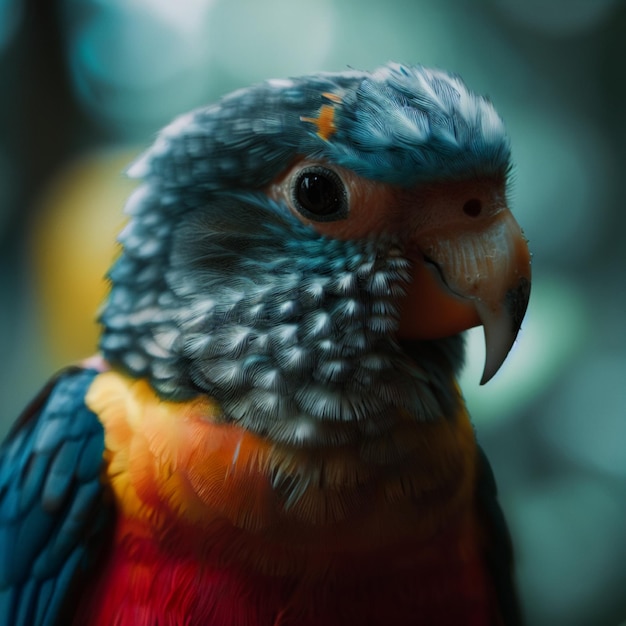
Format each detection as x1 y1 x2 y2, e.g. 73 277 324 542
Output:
29 150 138 365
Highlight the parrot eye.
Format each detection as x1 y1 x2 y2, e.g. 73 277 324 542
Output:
291 166 348 222
462 198 482 217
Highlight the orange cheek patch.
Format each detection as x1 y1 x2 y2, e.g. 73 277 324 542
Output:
397 257 481 340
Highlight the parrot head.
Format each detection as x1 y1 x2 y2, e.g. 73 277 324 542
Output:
100 63 530 445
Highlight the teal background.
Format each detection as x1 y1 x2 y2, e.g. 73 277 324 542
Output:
0 1 625 623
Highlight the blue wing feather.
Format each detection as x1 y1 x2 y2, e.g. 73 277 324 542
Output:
475 445 524 626
0 367 113 626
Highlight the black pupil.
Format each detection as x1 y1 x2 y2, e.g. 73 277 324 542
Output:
297 172 340 216
463 198 482 217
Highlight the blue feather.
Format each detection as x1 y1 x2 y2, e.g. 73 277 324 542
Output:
0 368 112 626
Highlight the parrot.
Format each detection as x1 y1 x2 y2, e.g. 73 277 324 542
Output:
0 63 531 626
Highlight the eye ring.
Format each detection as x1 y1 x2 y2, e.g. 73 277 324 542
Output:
290 165 349 222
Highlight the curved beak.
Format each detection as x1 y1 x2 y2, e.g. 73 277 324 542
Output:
398 208 531 384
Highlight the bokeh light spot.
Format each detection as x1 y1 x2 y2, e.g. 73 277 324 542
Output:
0 0 21 53
538 351 626 478
29 148 138 365
209 0 336 82
461 275 589 423
65 0 216 130
509 477 626 626
507 109 611 266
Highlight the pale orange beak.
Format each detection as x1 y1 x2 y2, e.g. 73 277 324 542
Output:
398 208 531 384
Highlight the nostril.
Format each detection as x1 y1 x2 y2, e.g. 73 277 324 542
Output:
462 198 482 217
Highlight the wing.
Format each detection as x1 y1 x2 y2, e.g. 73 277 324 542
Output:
0 367 113 626
475 445 524 626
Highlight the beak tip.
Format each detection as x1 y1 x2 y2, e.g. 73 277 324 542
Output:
479 345 507 385
479 370 493 386
477 277 530 385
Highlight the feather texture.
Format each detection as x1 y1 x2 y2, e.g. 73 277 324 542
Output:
75 369 500 626
0 369 112 626
100 63 508 446
1 62 524 625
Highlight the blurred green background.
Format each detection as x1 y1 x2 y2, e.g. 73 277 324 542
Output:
1 1 625 623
